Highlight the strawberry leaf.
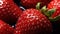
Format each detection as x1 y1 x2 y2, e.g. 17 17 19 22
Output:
47 8 56 17
41 6 48 16
49 15 60 22
36 2 41 10
41 6 47 12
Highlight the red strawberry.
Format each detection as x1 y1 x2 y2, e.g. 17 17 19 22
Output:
14 9 52 34
0 0 22 25
47 0 60 33
47 0 60 18
20 0 51 8
0 20 14 34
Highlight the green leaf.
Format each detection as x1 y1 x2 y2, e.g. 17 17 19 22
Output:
36 2 41 10
41 6 48 16
49 15 60 22
46 8 56 17
41 6 47 12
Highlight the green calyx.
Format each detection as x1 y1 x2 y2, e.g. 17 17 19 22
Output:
41 6 47 12
36 2 47 13
42 8 60 22
36 2 60 22
41 6 56 17
36 2 41 10
49 15 60 22
41 6 48 16
44 8 60 22
45 8 56 17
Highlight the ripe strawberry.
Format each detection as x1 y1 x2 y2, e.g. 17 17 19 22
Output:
47 0 60 34
14 9 52 34
0 20 14 34
0 0 22 25
20 0 51 8
48 0 60 18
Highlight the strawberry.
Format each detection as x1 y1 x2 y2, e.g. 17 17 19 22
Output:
20 0 51 8
0 20 14 34
44 0 60 34
14 9 52 34
0 0 22 25
47 0 60 18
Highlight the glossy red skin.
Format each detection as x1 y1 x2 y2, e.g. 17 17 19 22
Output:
0 20 14 34
48 0 60 18
14 9 52 34
0 0 22 25
21 0 51 8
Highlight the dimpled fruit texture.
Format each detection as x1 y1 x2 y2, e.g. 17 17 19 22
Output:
20 0 51 8
0 20 14 34
0 0 22 25
14 9 52 34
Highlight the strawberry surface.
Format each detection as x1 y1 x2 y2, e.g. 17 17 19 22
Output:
0 0 22 25
20 0 51 8
0 20 14 34
14 9 52 34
